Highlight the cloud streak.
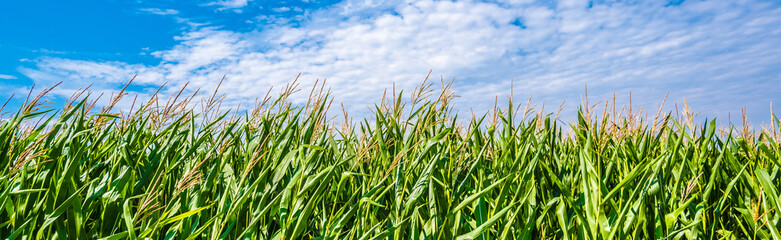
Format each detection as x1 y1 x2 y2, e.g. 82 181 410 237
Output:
18 0 781 123
138 8 180 16
206 0 249 12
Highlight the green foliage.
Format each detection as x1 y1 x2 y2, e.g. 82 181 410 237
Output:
0 80 779 239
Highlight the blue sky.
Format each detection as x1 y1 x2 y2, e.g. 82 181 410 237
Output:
2 0 780 126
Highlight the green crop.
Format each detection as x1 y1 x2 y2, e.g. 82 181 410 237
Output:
0 78 779 239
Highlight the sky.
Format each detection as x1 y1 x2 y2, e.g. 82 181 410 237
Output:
1 0 780 126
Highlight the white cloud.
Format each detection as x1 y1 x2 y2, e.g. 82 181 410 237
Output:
557 0 589 9
18 58 163 101
0 74 17 80
207 0 249 11
19 0 781 122
138 8 180 15
272 7 291 12
498 0 534 5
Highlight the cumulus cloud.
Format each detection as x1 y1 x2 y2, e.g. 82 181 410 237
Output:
19 0 781 122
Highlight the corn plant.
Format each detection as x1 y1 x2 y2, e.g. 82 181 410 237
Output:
0 78 779 239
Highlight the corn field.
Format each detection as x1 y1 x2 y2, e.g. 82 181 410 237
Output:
1 78 780 239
